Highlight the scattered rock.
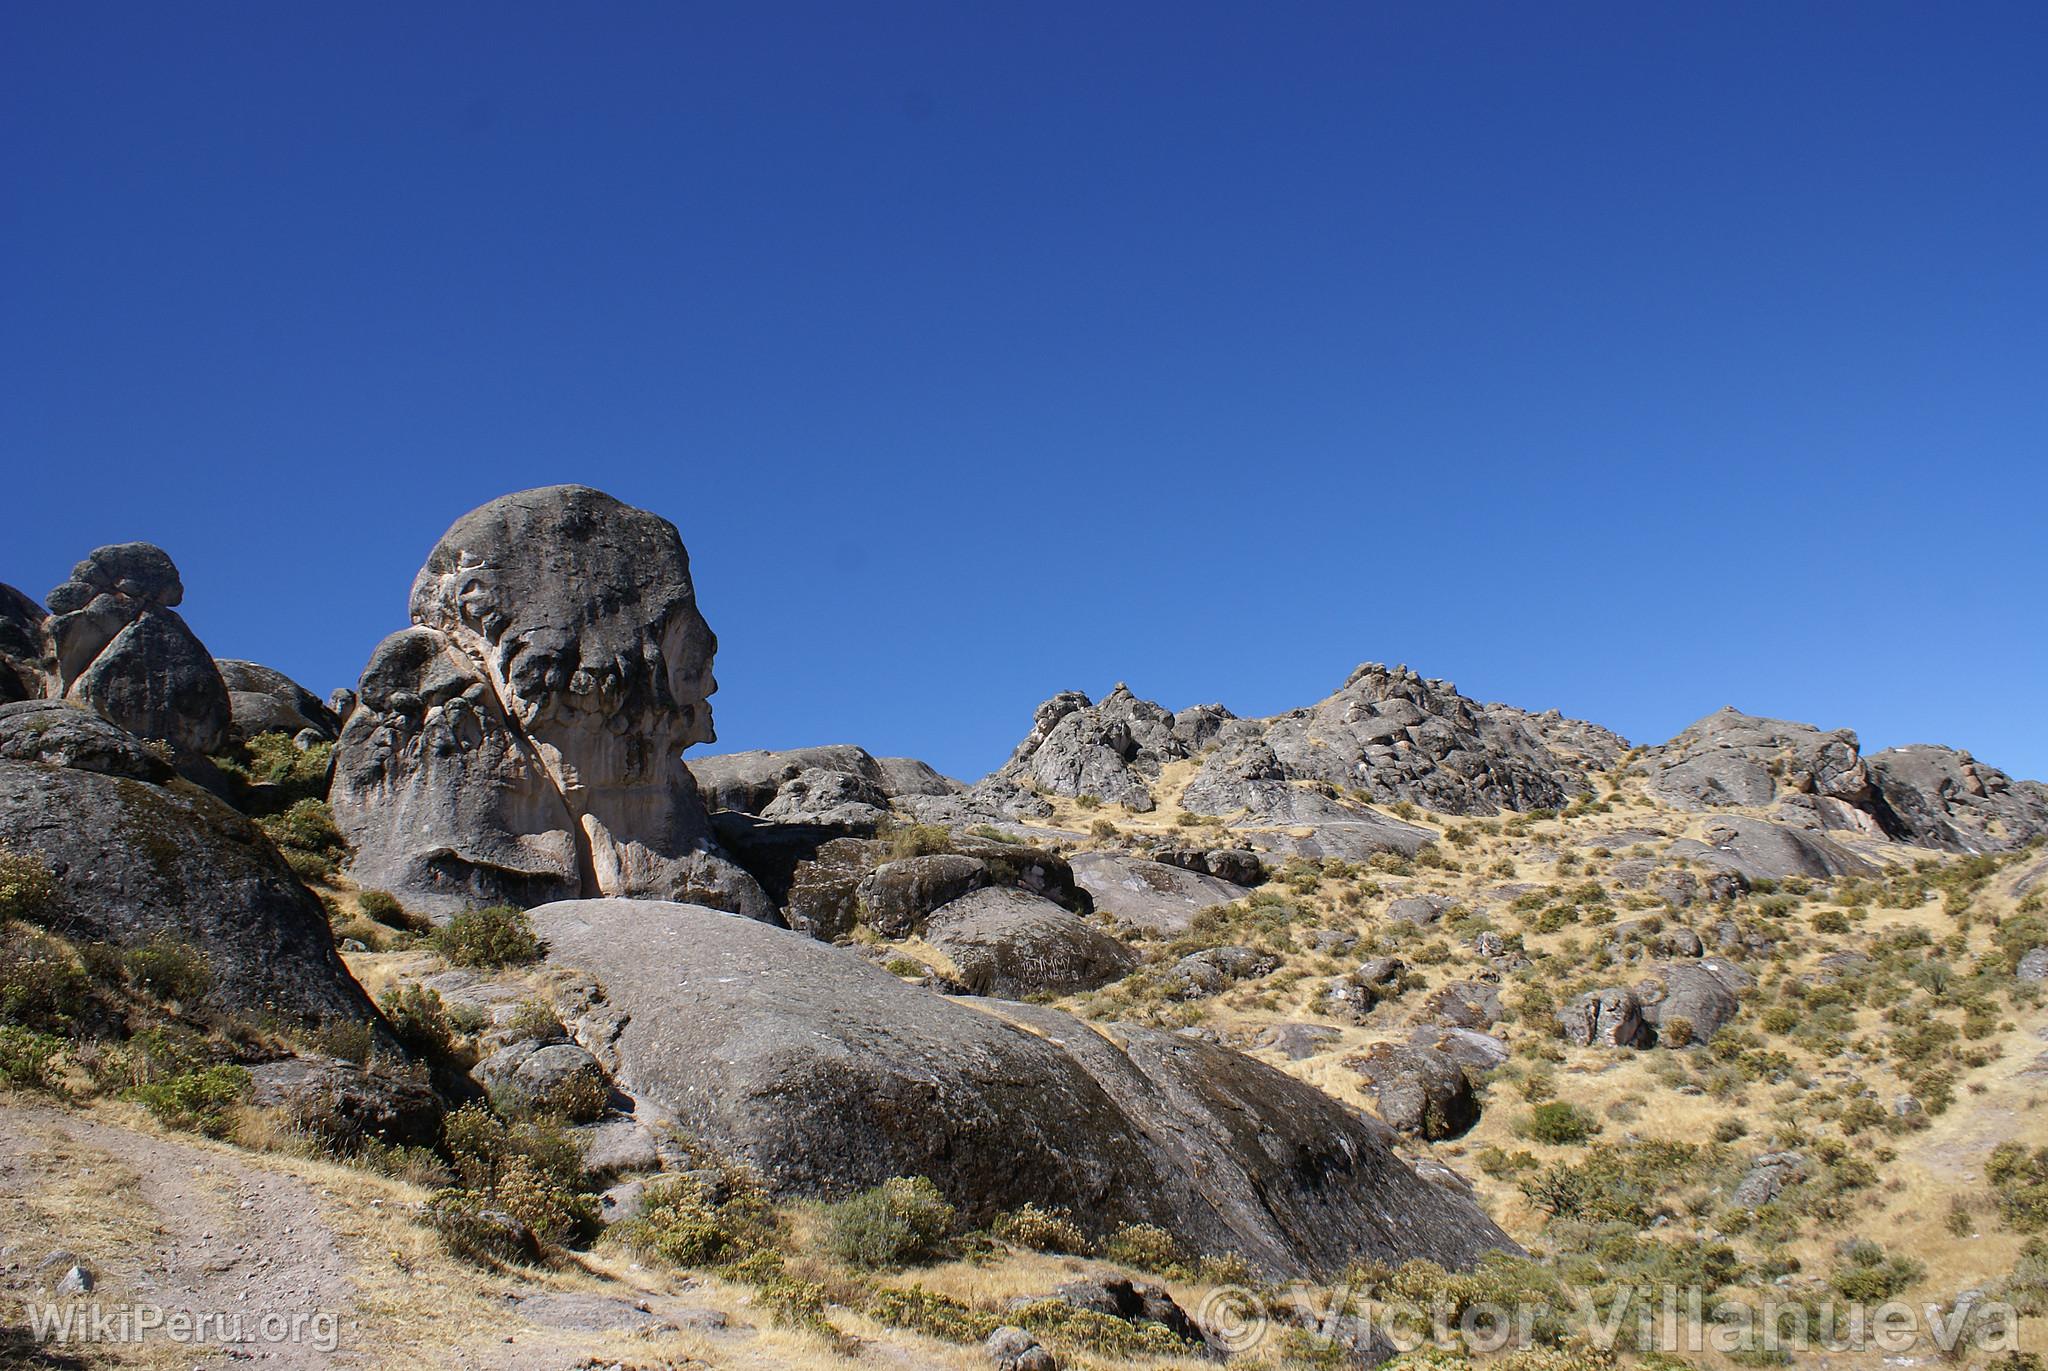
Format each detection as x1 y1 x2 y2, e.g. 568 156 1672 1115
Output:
1255 1023 1342 1059
1167 945 1278 999
1346 1042 1479 1140
1557 989 1651 1049
987 1326 1057 1371
922 887 1137 998
1069 851 1250 935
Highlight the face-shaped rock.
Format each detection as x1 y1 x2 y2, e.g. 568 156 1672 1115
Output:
332 486 769 921
407 486 717 770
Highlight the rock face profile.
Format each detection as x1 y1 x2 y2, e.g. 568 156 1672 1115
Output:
216 659 343 742
330 487 770 919
1 543 234 756
0 700 382 1030
1642 708 2048 853
530 898 1517 1279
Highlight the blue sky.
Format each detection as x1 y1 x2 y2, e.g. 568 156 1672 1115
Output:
4 2 2044 782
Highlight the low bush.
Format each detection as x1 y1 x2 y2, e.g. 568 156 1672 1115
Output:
0 1025 64 1091
1987 1142 2048 1232
1526 1102 1602 1145
378 983 456 1059
612 1167 777 1268
430 906 542 968
1103 1221 1186 1276
0 849 59 922
131 1064 251 1137
822 1176 956 1269
864 1286 1000 1344
123 939 212 1004
1828 1240 1924 1301
356 890 427 932
0 922 93 1032
991 1203 1088 1254
437 1103 595 1252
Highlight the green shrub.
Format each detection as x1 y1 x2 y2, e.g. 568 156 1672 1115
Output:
1987 1142 2048 1232
131 1065 251 1137
611 1168 778 1268
0 922 93 1032
261 799 347 879
431 906 542 968
878 823 953 861
1103 1221 1186 1276
423 1188 541 1264
865 1286 1000 1344
378 983 455 1059
0 849 59 922
357 890 426 932
822 1176 956 1269
1828 1240 1924 1300
1526 1101 1602 1145
124 939 212 1004
1012 1298 1194 1357
0 1025 64 1091
991 1203 1088 1254
439 1103 594 1249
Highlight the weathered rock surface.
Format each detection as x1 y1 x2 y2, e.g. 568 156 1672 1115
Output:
922 887 1137 998
215 659 342 741
330 487 769 919
0 707 383 1030
246 1056 442 1147
28 544 232 756
1167 945 1278 999
1069 851 1250 935
1667 817 1873 883
1866 745 2048 853
989 685 1226 813
1634 960 1750 1045
688 744 961 818
1643 708 2048 854
1345 1041 1479 1140
1557 988 1651 1048
0 584 51 705
529 898 1516 1277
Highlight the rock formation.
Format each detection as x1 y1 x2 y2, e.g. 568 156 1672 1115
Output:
1642 708 2048 853
0 700 384 1031
216 659 343 742
329 487 769 919
0 544 233 757
529 897 1518 1278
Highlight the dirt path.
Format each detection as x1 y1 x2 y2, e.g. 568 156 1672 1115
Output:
0 1102 362 1367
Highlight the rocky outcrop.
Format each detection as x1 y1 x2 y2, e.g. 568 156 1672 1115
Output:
1865 746 2048 854
12 543 233 757
688 745 960 818
1345 1041 1480 1140
215 660 342 742
921 886 1137 998
1643 709 2048 854
1557 988 1651 1048
990 685 1232 813
0 702 384 1031
530 898 1517 1278
1667 817 1873 883
1068 852 1251 935
329 487 769 919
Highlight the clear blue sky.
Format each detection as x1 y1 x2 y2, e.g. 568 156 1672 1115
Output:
5 3 2044 783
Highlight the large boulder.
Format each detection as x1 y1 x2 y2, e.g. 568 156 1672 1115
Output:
1644 709 1872 811
1634 961 1749 1045
1666 817 1873 883
921 887 1137 998
1345 1042 1480 1140
1068 852 1251 935
529 898 1517 1278
0 584 51 705
0 706 383 1031
37 544 231 757
1556 988 1651 1049
215 659 342 741
1866 746 2048 854
329 487 770 920
688 745 960 817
